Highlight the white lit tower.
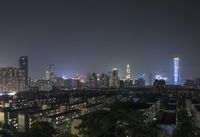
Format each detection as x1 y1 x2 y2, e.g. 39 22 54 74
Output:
174 58 180 85
45 70 50 80
126 64 131 80
49 64 55 82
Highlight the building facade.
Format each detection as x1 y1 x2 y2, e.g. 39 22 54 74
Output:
0 67 25 92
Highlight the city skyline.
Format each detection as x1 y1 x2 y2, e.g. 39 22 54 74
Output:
0 54 195 83
0 1 200 80
0 55 184 84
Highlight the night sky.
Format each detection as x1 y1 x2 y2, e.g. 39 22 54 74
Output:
0 0 200 82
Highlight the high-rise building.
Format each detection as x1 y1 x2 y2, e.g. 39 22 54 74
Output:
49 64 55 82
0 67 25 92
36 80 52 91
126 64 131 80
63 77 81 90
90 73 98 88
135 78 145 87
109 68 120 88
86 73 92 88
112 68 118 78
174 57 180 85
19 56 28 90
99 73 109 88
55 77 65 88
86 73 98 88
124 79 133 88
45 70 50 80
87 73 98 88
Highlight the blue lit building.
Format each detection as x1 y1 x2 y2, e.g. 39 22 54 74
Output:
174 58 180 85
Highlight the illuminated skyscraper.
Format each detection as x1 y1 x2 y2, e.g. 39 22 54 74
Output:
19 56 28 90
112 68 118 78
45 70 50 80
49 64 55 82
109 68 120 88
126 64 131 80
174 58 180 85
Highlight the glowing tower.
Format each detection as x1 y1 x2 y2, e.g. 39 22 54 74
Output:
174 58 180 85
126 64 131 80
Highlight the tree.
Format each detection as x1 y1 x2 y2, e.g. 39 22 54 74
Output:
14 131 28 137
0 130 14 137
29 121 56 137
79 110 117 137
78 101 162 137
60 132 79 137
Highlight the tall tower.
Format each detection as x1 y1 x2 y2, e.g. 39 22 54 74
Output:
110 68 120 88
19 56 28 90
174 58 180 85
49 64 55 82
126 64 131 80
112 68 118 78
45 70 50 80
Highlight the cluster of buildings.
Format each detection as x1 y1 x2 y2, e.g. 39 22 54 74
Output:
1 56 200 94
0 89 162 136
30 75 83 91
0 56 150 92
86 66 133 89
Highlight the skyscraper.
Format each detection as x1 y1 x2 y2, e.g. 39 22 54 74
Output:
112 68 118 78
19 56 28 90
126 64 131 80
174 57 180 85
45 70 50 80
91 73 98 88
99 73 109 88
109 68 120 88
49 64 55 82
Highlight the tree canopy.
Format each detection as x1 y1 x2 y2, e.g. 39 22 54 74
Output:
29 121 56 137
